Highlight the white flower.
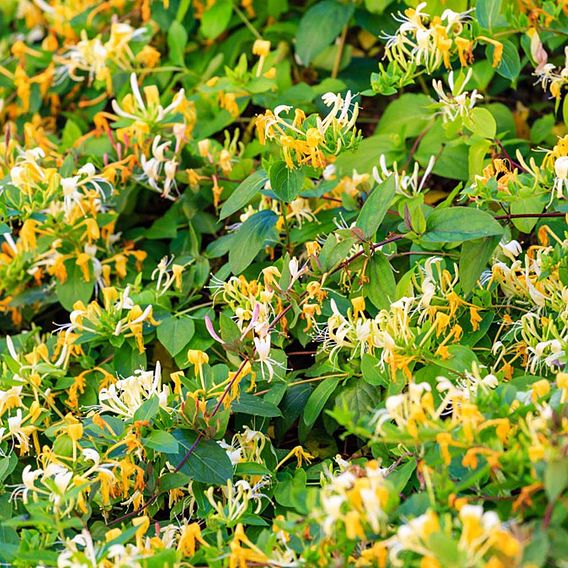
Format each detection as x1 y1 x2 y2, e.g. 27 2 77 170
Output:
499 239 522 262
372 154 435 197
553 156 568 199
98 362 170 418
432 68 483 123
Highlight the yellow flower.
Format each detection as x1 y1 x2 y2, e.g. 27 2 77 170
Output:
132 515 150 548
172 264 184 290
532 379 550 401
557 372 568 403
420 557 442 568
187 350 209 376
351 296 366 319
76 253 92 281
135 45 161 68
436 432 453 466
177 522 209 556
252 39 271 58
19 219 38 251
469 307 482 331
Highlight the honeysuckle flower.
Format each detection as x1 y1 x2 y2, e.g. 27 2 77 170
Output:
97 363 170 418
206 478 269 524
372 154 435 197
252 39 271 76
256 91 360 169
253 334 283 382
112 73 186 125
205 314 225 344
553 156 568 199
432 68 483 122
499 239 522 262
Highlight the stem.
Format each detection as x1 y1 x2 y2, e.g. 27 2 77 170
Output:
332 25 348 79
495 212 565 220
282 212 292 254
234 5 263 40
404 126 433 170
176 301 213 316
329 234 404 277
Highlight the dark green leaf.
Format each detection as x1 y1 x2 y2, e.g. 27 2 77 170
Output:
232 393 282 417
55 261 95 312
364 251 396 309
296 0 354 65
303 377 340 427
171 429 233 485
356 176 396 238
492 39 521 81
459 236 501 295
229 210 278 273
157 316 195 357
134 396 160 422
220 170 268 219
422 207 503 243
143 431 179 453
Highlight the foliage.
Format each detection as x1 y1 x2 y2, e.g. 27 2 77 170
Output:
0 0 567 566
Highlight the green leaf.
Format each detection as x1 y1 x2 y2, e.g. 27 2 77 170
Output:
318 233 357 272
229 210 278 274
476 0 502 30
143 431 179 453
61 119 82 151
167 21 188 65
468 139 492 177
113 343 147 377
459 236 501 295
361 353 388 386
492 39 521 82
159 472 192 491
235 462 272 477
364 0 393 14
510 195 546 233
427 533 465 566
232 393 282 417
388 460 416 493
0 523 18 564
171 429 233 485
201 0 233 40
356 176 396 238
55 261 95 312
363 250 397 309
303 377 340 428
295 0 354 65
335 381 380 417
545 459 568 501
134 396 160 422
220 170 268 219
157 316 195 357
269 161 304 202
467 107 497 139
376 94 433 139
422 207 503 243
335 134 400 175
